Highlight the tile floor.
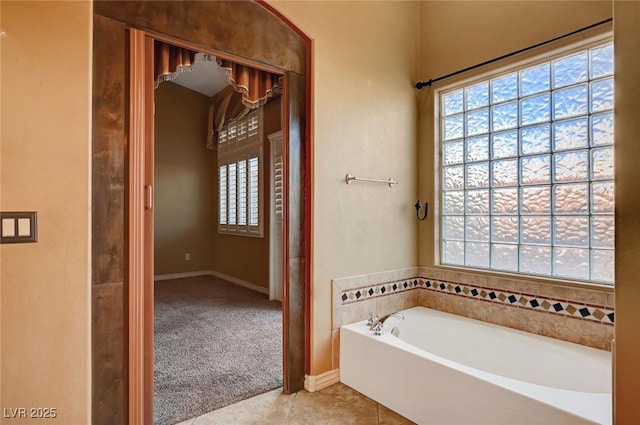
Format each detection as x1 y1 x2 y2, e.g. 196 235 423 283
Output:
175 383 415 425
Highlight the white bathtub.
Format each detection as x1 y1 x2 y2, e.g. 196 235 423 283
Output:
340 306 611 425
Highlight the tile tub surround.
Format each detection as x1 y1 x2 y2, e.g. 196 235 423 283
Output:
332 268 420 330
332 268 614 362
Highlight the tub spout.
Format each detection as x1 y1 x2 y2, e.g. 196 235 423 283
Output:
369 312 405 335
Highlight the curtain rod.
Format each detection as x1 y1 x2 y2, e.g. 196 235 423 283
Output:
415 18 612 90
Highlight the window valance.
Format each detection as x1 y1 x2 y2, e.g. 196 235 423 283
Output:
153 41 282 109
154 42 197 88
153 41 282 150
216 59 282 110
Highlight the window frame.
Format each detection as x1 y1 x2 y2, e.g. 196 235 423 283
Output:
217 108 264 238
434 33 614 286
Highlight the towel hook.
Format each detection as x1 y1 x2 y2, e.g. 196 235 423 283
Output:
415 200 428 221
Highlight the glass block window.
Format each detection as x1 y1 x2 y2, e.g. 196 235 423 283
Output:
439 41 614 284
218 108 264 237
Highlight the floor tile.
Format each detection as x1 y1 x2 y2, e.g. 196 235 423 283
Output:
285 384 378 425
177 388 290 425
378 404 416 425
173 383 414 425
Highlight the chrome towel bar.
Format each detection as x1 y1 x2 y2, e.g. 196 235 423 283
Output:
345 173 398 188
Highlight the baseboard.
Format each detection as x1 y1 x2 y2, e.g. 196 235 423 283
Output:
154 270 214 281
154 270 269 295
304 369 340 393
208 270 269 295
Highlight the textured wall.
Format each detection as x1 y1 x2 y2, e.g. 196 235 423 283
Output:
210 96 281 289
5 2 639 422
154 82 213 276
269 0 420 374
613 0 640 421
1 2 91 423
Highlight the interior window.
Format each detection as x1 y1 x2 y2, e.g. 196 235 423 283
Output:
218 109 264 237
439 41 614 284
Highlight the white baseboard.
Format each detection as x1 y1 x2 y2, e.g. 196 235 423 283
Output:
304 369 340 393
208 270 269 295
154 270 214 281
154 270 269 295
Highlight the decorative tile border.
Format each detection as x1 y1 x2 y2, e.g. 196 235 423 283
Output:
340 278 420 304
422 278 615 325
340 276 614 326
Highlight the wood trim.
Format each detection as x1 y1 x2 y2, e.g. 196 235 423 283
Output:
128 27 147 425
93 0 305 75
283 71 308 391
303 37 313 379
154 271 214 281
141 29 287 76
258 0 314 375
208 271 270 295
92 14 127 425
281 72 291 393
303 369 340 392
143 34 155 425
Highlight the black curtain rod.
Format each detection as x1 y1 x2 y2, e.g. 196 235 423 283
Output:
415 18 613 90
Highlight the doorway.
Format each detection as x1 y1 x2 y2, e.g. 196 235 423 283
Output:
91 3 311 425
152 52 285 424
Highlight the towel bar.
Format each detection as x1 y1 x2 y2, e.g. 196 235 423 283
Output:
345 173 398 188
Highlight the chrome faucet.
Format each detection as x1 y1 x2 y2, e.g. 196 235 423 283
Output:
369 312 405 335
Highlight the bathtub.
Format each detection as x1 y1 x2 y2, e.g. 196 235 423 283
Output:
340 306 611 425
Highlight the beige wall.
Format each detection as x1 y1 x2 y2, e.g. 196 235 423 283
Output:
269 1 420 374
154 82 280 287
3 1 639 422
613 1 640 421
0 1 91 424
0 0 3 410
154 82 214 276
210 96 281 289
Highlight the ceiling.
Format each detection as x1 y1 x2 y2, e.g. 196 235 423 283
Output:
170 56 230 97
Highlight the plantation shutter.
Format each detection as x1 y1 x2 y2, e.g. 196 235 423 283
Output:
217 108 264 236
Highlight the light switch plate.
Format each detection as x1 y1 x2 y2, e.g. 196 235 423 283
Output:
0 212 37 243
2 218 16 237
17 218 31 237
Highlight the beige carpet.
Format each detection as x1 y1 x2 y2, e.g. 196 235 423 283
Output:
153 275 283 425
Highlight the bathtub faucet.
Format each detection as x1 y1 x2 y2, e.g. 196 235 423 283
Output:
369 312 405 335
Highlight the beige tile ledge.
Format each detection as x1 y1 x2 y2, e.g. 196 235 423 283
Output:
332 267 418 292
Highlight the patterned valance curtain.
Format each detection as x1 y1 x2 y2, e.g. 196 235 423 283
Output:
152 40 282 149
154 42 197 88
216 59 282 110
207 63 282 149
153 40 282 108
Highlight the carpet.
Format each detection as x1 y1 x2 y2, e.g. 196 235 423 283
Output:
153 275 283 425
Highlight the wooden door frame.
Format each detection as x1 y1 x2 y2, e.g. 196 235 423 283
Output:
127 30 155 424
127 29 304 423
92 2 311 425
112 4 311 424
